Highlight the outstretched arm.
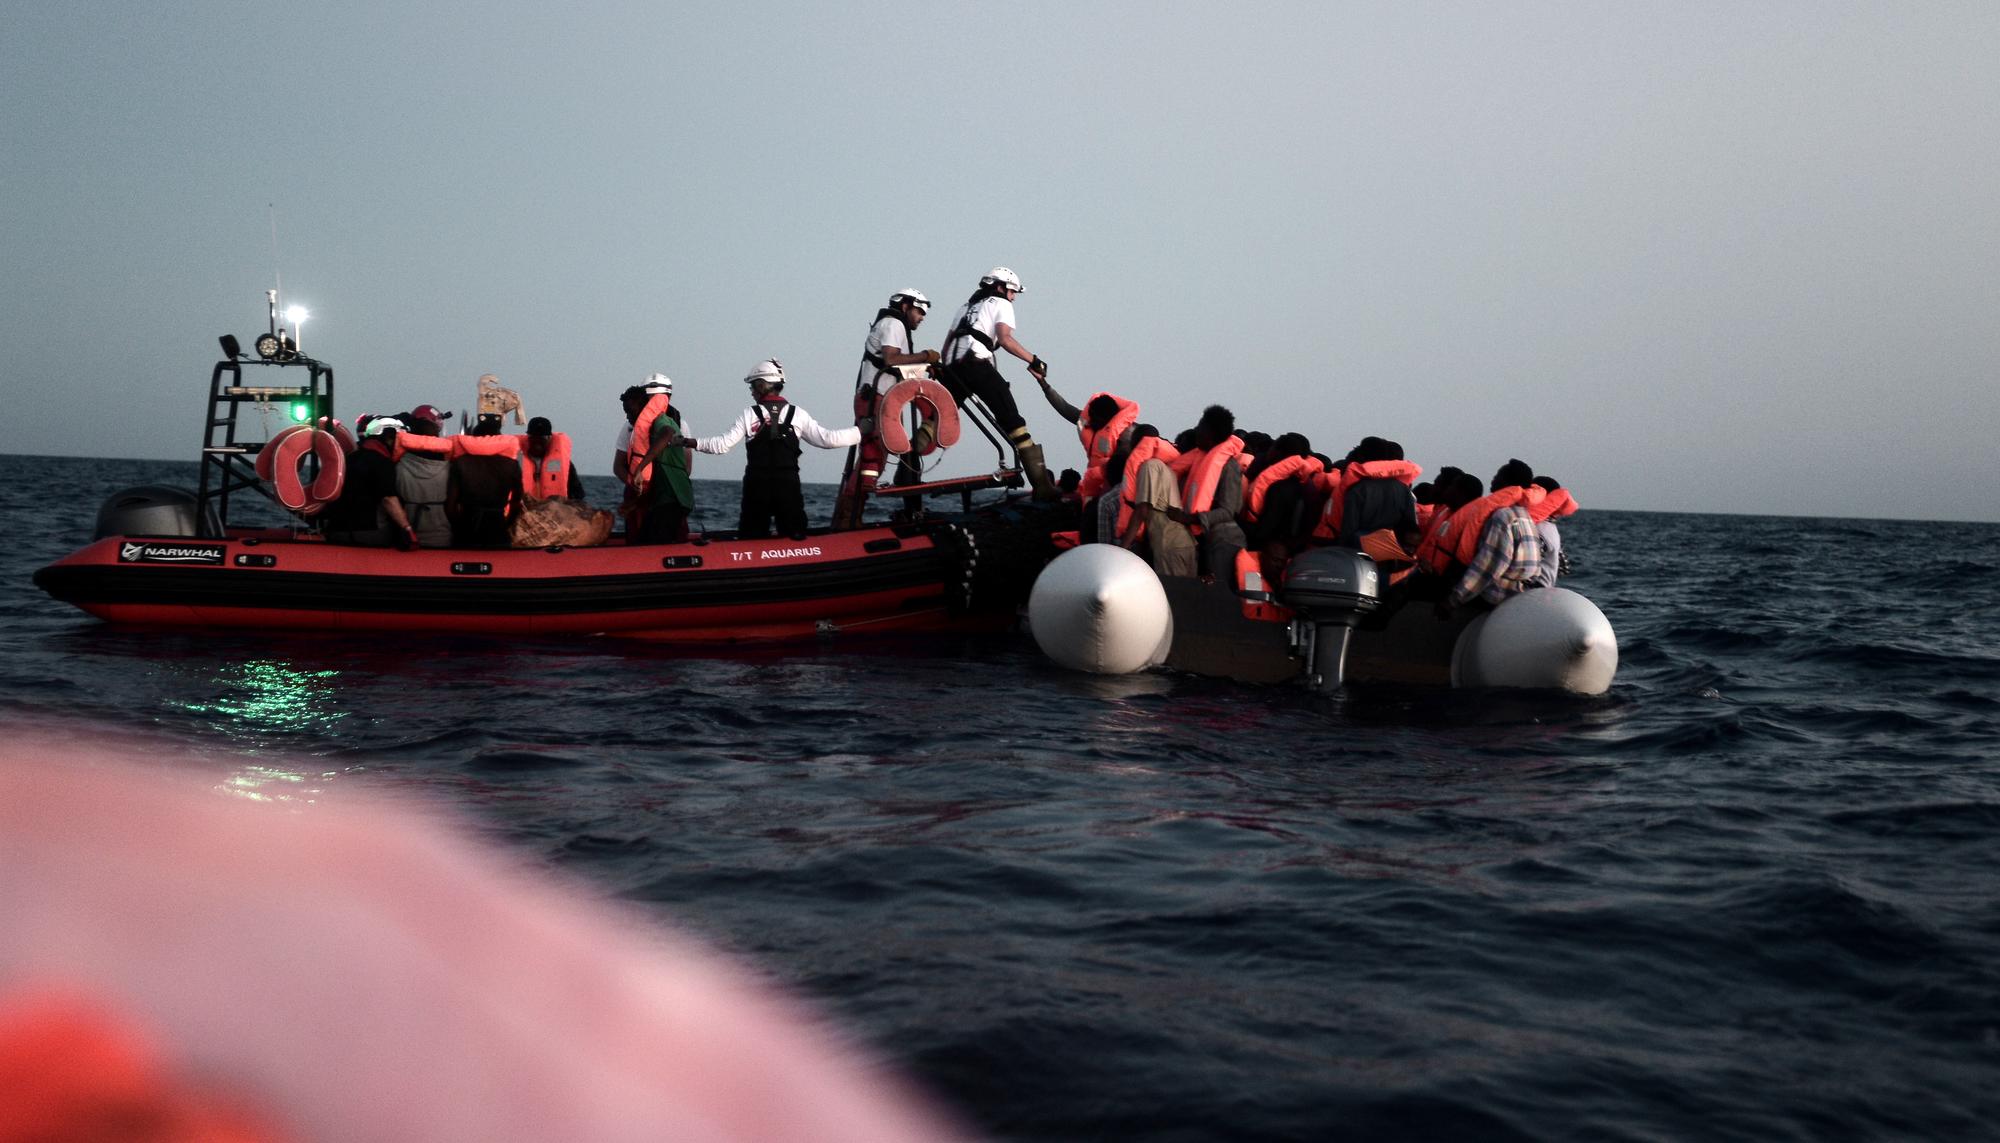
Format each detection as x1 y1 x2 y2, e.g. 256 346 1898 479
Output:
1036 376 1081 424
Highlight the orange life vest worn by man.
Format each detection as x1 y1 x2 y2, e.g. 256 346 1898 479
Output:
520 417 584 501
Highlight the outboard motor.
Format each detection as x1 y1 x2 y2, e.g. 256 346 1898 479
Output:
93 485 218 540
1280 547 1381 692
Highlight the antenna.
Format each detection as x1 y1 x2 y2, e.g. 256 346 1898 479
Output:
268 204 283 311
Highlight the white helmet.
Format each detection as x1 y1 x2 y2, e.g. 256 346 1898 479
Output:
364 416 406 438
889 288 930 312
979 266 1023 292
744 358 786 387
642 371 672 396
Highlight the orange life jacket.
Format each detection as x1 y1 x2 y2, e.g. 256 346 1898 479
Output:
1528 487 1578 522
1243 455 1322 525
625 394 675 490
1415 502 1439 530
1356 528 1418 587
392 432 453 459
1414 505 1459 574
1115 436 1181 539
518 433 574 500
1180 435 1246 534
1312 459 1423 541
1234 549 1293 623
1448 485 1547 567
450 433 523 459
1074 393 1139 501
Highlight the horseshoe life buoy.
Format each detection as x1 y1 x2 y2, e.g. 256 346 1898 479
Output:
265 427 346 513
876 377 961 456
254 424 309 483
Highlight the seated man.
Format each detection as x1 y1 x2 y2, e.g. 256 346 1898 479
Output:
323 418 417 548
1119 450 1198 578
520 416 586 502
1164 405 1248 578
396 405 455 548
447 415 524 548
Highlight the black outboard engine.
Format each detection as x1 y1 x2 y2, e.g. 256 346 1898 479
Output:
94 485 218 540
1281 547 1381 692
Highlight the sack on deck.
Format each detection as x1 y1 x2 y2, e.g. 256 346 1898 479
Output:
510 497 613 548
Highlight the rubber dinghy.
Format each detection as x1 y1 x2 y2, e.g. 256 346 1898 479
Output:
1027 545 1618 695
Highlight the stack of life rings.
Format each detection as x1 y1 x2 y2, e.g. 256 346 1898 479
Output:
254 419 354 516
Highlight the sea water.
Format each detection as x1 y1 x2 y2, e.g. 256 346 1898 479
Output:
4 453 1998 1140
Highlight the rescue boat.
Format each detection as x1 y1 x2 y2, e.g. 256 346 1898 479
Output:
33 303 1066 640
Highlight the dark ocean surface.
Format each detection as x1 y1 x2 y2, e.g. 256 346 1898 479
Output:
6 452 2000 1140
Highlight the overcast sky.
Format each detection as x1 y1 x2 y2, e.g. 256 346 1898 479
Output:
4 2 1995 520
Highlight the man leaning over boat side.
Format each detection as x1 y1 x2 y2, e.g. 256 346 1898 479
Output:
324 418 420 549
938 266 1061 501
673 359 862 540
1437 459 1545 619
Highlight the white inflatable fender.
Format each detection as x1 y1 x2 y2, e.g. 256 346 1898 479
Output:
1450 587 1618 695
1027 545 1174 675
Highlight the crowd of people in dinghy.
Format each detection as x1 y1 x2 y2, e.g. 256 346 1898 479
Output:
1034 384 1579 621
314 264 1579 619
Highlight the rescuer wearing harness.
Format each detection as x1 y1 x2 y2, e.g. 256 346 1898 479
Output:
834 289 940 529
325 417 419 549
679 359 864 539
521 417 585 501
939 267 1060 501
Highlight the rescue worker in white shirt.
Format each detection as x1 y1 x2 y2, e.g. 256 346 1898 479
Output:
672 359 864 539
833 289 940 529
939 266 1060 501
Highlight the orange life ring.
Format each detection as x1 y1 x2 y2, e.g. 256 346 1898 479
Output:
254 425 308 483
876 377 961 456
267 428 346 513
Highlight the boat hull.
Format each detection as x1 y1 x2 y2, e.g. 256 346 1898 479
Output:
33 519 1039 641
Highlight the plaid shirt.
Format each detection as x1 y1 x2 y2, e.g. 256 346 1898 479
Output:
1451 506 1543 605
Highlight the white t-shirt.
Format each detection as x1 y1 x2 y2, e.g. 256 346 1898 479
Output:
615 424 633 452
942 296 1015 365
856 314 914 395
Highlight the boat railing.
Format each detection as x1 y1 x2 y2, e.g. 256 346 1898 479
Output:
194 355 335 538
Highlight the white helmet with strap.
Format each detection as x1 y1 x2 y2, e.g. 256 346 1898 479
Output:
979 267 1023 292
889 288 930 312
744 358 786 388
641 371 672 396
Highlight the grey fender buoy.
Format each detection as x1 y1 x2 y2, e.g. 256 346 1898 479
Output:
1450 587 1618 694
1028 545 1174 675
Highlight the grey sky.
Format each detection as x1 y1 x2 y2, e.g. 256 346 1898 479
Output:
5 2 1995 520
